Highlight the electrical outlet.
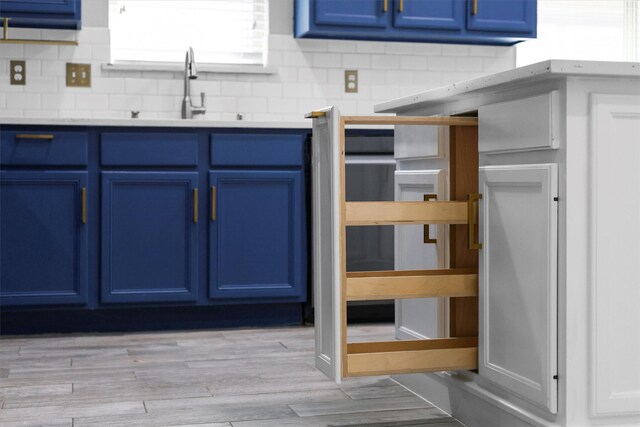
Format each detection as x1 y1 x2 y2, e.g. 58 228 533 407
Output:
345 70 358 93
10 60 26 86
66 63 91 87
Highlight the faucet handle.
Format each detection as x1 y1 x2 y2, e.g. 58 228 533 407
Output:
200 92 206 107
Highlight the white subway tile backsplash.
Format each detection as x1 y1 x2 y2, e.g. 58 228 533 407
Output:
77 28 111 44
92 78 125 94
297 68 326 84
206 96 238 113
372 54 400 70
356 42 385 54
92 44 111 61
385 42 414 55
413 43 443 56
75 93 108 110
58 44 92 60
25 109 60 118
125 79 158 95
296 39 328 52
42 93 75 110
442 44 470 56
58 109 90 118
23 77 59 94
6 93 41 109
221 81 252 97
237 97 268 113
142 95 174 112
268 98 298 114
0 109 24 117
253 82 283 98
455 56 484 72
108 94 141 111
330 41 357 53
428 56 456 71
41 61 66 77
400 55 428 71
312 53 342 68
342 53 371 69
24 44 59 60
0 92 6 109
0 44 24 58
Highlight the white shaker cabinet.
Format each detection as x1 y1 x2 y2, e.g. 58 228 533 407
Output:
370 60 640 427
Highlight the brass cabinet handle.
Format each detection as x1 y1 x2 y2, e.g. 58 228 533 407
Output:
383 0 388 12
472 0 478 15
81 187 87 224
423 194 437 244
398 0 404 13
193 188 198 224
468 193 482 250
211 186 217 221
16 134 54 140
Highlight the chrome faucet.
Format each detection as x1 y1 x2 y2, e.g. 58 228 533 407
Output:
181 47 206 119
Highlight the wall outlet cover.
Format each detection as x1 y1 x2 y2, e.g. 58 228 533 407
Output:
10 60 26 86
345 70 358 93
66 63 91 87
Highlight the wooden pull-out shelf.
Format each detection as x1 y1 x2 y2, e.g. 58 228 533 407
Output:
346 268 478 301
347 337 478 376
346 201 468 226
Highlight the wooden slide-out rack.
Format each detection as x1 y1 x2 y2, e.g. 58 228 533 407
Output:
318 113 481 378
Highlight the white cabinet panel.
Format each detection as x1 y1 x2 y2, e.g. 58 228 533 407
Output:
479 91 560 153
394 170 445 340
479 164 558 414
312 106 342 382
590 94 640 416
394 125 442 159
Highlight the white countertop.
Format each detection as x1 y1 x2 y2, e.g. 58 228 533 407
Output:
375 60 640 113
0 117 312 129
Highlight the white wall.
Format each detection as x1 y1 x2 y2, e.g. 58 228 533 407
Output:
0 0 516 121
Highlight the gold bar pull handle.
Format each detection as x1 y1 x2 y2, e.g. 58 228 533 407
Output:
211 186 217 221
472 0 478 15
81 187 87 224
16 134 54 140
193 188 198 224
423 194 437 244
399 0 404 13
383 0 388 12
468 193 482 250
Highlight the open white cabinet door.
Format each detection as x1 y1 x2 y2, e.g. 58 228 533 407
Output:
311 106 342 383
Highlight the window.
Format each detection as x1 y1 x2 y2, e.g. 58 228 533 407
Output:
109 0 268 66
517 0 639 66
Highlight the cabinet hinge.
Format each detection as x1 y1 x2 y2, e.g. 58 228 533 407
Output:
553 374 558 380
553 197 559 202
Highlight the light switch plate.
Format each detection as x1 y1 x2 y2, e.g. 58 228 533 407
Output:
66 63 91 87
345 70 358 93
10 60 26 85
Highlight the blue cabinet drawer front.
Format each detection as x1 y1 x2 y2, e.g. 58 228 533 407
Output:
1 130 88 166
210 133 305 167
0 171 89 306
101 133 198 166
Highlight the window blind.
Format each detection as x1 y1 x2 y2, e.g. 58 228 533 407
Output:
109 0 268 66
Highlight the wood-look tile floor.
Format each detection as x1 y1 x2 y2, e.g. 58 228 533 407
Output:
0 324 465 427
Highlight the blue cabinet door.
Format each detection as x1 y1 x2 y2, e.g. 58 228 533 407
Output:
0 171 88 306
315 0 388 27
0 0 81 29
101 172 198 304
209 170 306 301
393 0 464 31
467 0 536 34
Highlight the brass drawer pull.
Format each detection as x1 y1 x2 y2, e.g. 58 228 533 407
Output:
423 194 437 244
472 0 478 15
211 186 217 221
81 187 87 224
468 193 482 250
193 188 198 224
399 0 404 12
16 134 54 140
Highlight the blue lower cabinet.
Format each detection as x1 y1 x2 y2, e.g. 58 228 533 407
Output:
101 172 199 304
0 171 88 306
209 170 306 301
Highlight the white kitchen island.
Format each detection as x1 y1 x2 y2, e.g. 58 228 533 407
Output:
311 60 640 427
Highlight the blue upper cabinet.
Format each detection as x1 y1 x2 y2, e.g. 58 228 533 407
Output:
0 171 88 306
393 0 464 31
208 170 306 302
315 0 387 27
295 0 536 45
467 0 535 33
0 0 81 29
101 172 199 304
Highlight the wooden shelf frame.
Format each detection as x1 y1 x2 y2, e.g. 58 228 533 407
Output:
337 115 480 378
